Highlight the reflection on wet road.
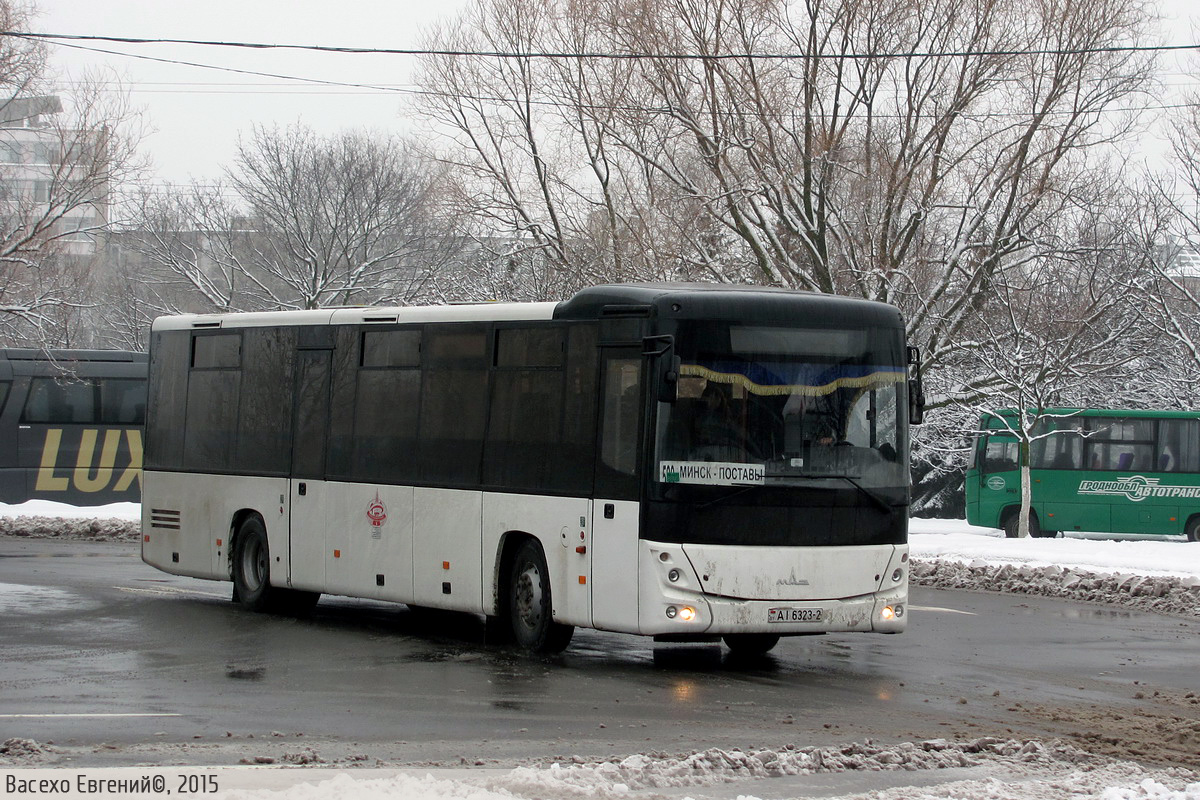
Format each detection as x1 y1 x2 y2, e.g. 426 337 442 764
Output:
1 537 1198 767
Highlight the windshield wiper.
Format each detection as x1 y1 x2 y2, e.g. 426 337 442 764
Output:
823 475 893 514
768 473 894 514
696 484 764 510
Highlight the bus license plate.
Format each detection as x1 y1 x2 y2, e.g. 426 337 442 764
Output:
768 607 822 623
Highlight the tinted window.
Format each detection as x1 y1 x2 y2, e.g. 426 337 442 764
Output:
560 324 599 492
21 378 96 423
483 325 595 494
100 379 146 424
418 326 488 485
485 367 563 491
354 368 421 482
192 333 241 369
0 380 9 416
495 328 563 368
596 354 642 500
146 331 189 470
237 327 295 474
183 371 241 471
292 350 330 478
362 329 420 368
326 326 360 478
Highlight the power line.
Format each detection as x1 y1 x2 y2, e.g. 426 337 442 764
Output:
6 30 1200 61
25 34 1200 123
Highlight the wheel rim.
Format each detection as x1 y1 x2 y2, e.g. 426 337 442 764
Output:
241 537 266 593
514 561 544 633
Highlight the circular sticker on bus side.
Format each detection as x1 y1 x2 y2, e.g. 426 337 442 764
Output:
986 476 1006 491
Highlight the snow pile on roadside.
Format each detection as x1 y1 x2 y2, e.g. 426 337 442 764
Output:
909 519 1200 618
0 499 139 521
0 514 139 542
0 499 140 542
909 560 1200 618
203 739 1200 800
910 520 1199 580
497 738 1089 796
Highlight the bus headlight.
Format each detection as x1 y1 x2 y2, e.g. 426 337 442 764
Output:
668 568 681 583
666 606 678 619
881 605 896 621
891 568 904 582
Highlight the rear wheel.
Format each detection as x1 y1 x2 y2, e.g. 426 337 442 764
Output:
233 517 276 612
509 539 574 653
722 633 780 655
1187 517 1200 543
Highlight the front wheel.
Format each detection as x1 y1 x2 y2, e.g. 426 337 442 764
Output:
723 633 780 655
1003 511 1042 539
509 540 574 653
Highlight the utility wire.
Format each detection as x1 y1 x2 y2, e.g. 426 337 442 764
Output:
24 34 1200 122
5 30 1200 61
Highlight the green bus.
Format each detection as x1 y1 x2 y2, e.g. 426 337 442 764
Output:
965 409 1200 541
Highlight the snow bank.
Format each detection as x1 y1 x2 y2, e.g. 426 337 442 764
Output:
909 518 1200 618
0 499 140 541
32 739 1179 800
0 499 140 521
910 519 1200 580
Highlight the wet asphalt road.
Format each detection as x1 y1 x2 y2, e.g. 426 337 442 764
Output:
1 536 1197 767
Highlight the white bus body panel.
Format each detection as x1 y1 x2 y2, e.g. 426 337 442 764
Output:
481 493 592 626
141 471 290 582
638 541 908 636
413 487 483 612
315 482 415 602
589 499 641 632
679 543 897 601
288 479 326 591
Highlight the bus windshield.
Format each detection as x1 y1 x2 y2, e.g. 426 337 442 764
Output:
655 322 908 490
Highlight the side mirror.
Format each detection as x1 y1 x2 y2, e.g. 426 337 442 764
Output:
907 346 926 425
643 335 679 404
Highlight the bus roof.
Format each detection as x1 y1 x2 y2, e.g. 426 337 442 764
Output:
151 283 906 332
152 302 559 331
0 348 147 363
982 408 1200 425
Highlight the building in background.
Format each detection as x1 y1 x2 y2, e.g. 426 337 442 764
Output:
0 95 107 258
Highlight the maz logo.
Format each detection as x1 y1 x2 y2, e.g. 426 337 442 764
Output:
35 428 143 493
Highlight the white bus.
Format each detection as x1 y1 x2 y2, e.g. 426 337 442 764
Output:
142 284 921 654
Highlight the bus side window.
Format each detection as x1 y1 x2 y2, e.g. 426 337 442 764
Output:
983 436 1018 473
21 378 96 424
100 378 147 425
1156 419 1200 473
600 358 641 477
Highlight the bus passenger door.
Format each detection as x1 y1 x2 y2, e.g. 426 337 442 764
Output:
287 348 331 592
590 349 644 633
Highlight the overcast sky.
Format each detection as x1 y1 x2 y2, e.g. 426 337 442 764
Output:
33 0 467 184
27 0 1200 186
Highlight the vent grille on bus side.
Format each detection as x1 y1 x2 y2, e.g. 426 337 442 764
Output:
150 509 181 530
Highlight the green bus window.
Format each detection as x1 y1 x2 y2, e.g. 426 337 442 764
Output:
1156 419 1200 473
983 437 1018 473
1085 418 1154 471
1030 418 1085 470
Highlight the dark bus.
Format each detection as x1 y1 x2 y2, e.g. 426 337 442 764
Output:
0 349 147 506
